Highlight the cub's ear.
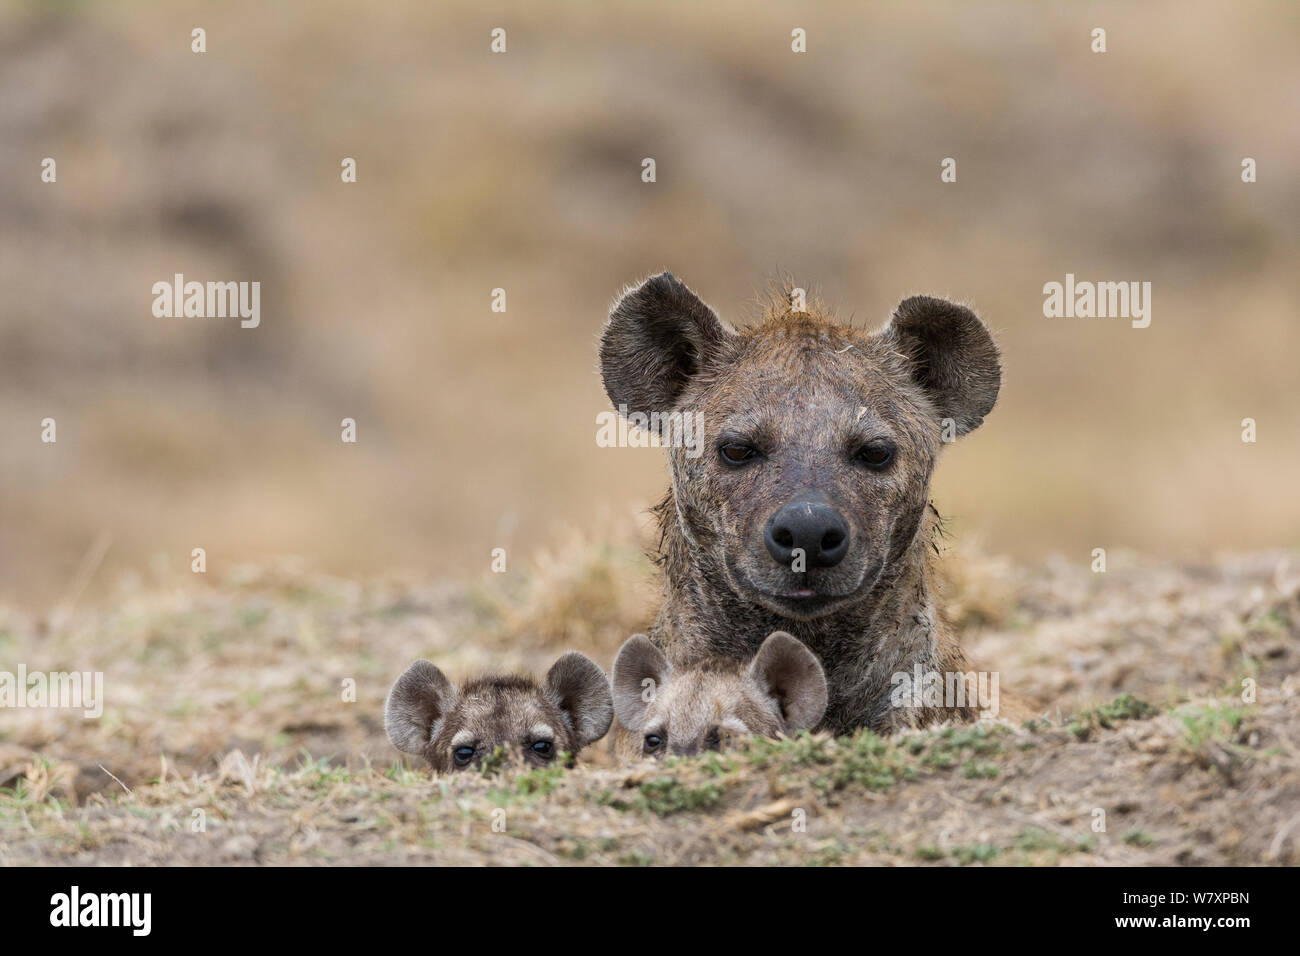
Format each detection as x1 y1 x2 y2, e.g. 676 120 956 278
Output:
384 660 456 756
544 651 615 748
749 631 828 733
610 634 671 731
880 296 1001 437
600 272 735 424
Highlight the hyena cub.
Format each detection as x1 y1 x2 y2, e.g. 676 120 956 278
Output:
610 630 827 760
385 652 614 773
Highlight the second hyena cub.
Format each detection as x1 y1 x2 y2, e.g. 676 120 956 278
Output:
385 652 614 773
610 631 827 760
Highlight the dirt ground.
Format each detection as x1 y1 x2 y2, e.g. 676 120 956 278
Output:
2 539 1298 866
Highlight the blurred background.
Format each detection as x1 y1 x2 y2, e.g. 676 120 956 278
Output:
1 0 1297 609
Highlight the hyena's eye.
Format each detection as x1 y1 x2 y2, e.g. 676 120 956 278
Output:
452 746 475 766
718 443 759 466
531 740 554 758
853 440 896 469
643 733 664 753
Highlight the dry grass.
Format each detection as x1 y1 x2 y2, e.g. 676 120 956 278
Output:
3 537 1298 865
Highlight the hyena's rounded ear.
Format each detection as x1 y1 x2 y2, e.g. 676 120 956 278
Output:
610 634 671 732
600 273 735 423
881 296 1001 437
544 651 615 748
749 631 828 733
384 660 456 756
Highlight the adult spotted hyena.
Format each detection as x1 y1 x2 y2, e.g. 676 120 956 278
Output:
599 273 1001 735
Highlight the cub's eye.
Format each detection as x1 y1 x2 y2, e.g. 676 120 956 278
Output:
531 740 554 758
719 443 759 466
452 746 475 766
854 442 896 469
644 733 663 752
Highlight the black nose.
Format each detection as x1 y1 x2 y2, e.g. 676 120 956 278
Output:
765 495 851 568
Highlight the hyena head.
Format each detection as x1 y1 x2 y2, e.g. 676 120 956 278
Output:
384 652 614 773
611 631 827 758
599 273 1000 622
